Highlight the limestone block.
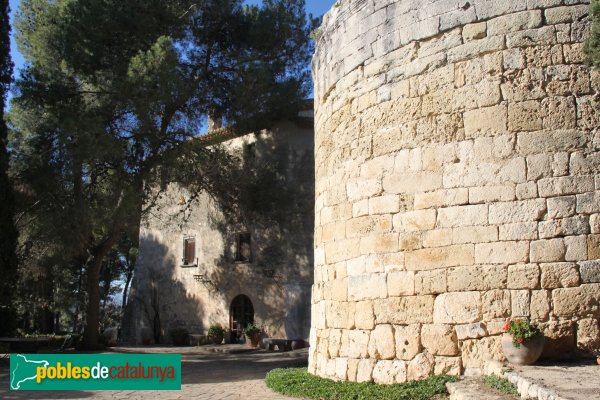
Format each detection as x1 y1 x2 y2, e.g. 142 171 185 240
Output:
591 214 600 234
540 320 576 358
544 5 589 24
552 284 600 317
415 269 447 295
368 324 395 360
393 209 436 232
356 359 376 383
447 36 505 64
541 96 577 130
508 100 542 132
423 229 453 248
399 233 422 251
406 245 475 270
372 360 407 384
538 176 595 197
456 322 488 340
374 295 435 324
355 301 375 330
394 324 421 361
511 290 531 317
498 222 538 241
517 130 588 157
576 191 600 214
506 26 556 48
437 205 488 228
475 241 529 264
482 290 511 319
347 359 359 382
348 274 387 301
433 292 481 324
460 336 504 369
331 278 348 301
547 195 577 219
447 265 507 291
407 351 435 381
464 104 508 138
577 318 600 350
453 226 498 244
516 182 538 199
540 262 580 288
353 199 370 218
469 185 515 204
414 188 469 209
530 290 551 321
565 235 588 261
347 177 381 201
487 10 542 36
587 234 600 259
434 356 462 376
503 48 526 70
488 199 546 224
421 324 459 356
325 238 361 264
335 357 348 380
369 195 401 215
328 329 342 358
360 233 399 255
579 260 600 283
387 271 415 296
508 264 540 289
527 154 552 181
383 172 443 194
347 256 366 276
463 22 487 42
530 239 566 263
570 153 600 177
326 301 355 329
538 215 590 238
342 329 371 359
346 215 393 238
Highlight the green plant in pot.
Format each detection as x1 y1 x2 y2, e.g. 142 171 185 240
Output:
501 318 544 365
207 325 224 345
243 323 261 348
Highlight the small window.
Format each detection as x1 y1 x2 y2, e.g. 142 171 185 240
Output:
235 233 252 263
183 237 196 266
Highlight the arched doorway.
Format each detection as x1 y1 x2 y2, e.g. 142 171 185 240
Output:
230 295 254 343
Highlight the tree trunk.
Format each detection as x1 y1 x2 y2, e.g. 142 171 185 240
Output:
121 270 133 310
82 255 103 349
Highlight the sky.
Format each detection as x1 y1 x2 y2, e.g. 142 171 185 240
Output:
7 0 336 79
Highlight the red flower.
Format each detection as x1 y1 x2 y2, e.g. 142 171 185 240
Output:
517 337 523 343
516 319 521 324
503 318 511 331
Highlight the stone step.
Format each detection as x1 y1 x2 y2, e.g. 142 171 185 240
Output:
446 378 517 400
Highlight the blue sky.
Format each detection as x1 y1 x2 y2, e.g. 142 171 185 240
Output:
7 0 335 77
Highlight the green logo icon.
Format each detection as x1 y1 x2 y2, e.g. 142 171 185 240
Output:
10 354 181 390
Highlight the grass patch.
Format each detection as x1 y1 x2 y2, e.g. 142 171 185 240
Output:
483 374 519 397
265 367 458 400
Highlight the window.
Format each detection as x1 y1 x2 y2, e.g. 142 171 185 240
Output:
235 233 252 263
183 237 196 266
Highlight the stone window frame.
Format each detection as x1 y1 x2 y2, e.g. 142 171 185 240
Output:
182 236 197 267
234 232 252 263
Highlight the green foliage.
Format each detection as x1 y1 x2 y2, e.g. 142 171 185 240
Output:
502 318 541 348
585 0 600 69
242 323 260 337
207 324 224 337
483 375 519 397
265 368 458 400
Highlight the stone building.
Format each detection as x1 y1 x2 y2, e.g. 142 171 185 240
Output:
310 0 599 383
123 115 314 344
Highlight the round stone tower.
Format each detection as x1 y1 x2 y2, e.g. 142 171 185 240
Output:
310 0 599 383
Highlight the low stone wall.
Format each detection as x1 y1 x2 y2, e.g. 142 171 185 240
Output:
310 0 599 383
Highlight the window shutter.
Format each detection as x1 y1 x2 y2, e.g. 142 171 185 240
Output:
185 238 195 265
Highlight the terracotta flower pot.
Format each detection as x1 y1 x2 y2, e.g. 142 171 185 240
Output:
247 333 260 348
596 356 600 365
501 333 544 366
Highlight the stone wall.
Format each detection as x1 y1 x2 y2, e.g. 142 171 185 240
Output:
123 121 314 344
310 0 599 383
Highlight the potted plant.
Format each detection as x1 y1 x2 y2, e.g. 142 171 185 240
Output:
501 318 544 365
581 342 600 365
207 325 224 345
242 323 261 348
